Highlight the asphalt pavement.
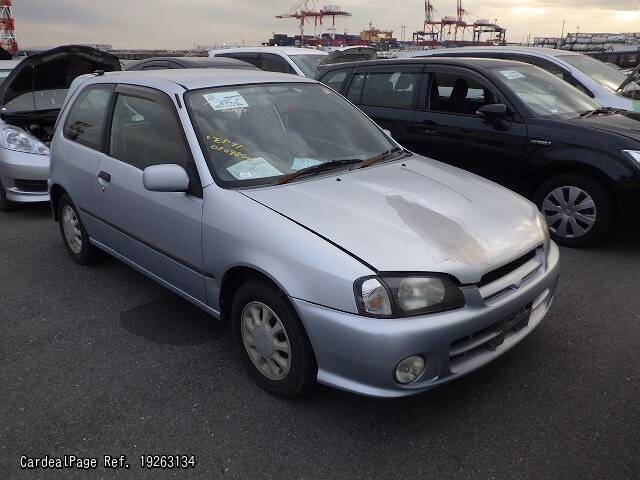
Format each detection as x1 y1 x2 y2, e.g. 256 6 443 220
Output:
1 203 638 479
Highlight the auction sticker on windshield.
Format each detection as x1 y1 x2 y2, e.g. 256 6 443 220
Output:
227 158 282 180
499 70 526 80
203 91 249 111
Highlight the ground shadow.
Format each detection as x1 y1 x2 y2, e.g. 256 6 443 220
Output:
119 294 226 346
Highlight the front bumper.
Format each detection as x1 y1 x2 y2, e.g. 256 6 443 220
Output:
293 242 560 398
0 148 50 203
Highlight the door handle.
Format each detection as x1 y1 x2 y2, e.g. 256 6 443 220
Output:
98 171 111 182
415 121 439 134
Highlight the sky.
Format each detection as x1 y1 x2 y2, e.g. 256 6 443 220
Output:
11 0 640 49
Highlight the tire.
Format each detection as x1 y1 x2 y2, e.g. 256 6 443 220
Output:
231 280 317 398
533 174 613 247
0 180 15 212
57 194 100 265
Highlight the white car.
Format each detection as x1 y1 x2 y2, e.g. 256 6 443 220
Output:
209 46 376 77
0 46 120 210
402 46 640 112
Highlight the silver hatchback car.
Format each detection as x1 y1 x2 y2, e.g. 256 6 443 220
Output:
49 69 560 397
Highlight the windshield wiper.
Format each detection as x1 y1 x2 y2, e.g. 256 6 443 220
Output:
577 108 616 119
617 64 640 92
358 147 404 169
277 159 362 185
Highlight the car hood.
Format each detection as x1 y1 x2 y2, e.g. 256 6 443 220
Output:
0 45 120 118
243 156 543 284
571 110 640 140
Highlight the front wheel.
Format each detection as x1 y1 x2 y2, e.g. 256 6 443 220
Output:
534 174 613 247
57 194 100 264
231 280 317 397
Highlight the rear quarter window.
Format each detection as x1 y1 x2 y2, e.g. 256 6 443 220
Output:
359 71 419 109
319 69 349 92
63 84 113 150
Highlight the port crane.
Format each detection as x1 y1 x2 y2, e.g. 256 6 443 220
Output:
0 0 17 54
413 0 505 45
276 1 351 42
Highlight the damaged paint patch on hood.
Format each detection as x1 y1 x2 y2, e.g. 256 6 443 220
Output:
385 194 491 266
243 155 543 284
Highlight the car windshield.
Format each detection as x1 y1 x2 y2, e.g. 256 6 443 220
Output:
187 83 396 187
288 54 326 77
491 64 600 118
557 54 628 91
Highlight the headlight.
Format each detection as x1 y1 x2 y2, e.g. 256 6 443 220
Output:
355 274 465 318
536 211 551 259
622 150 640 166
0 125 49 155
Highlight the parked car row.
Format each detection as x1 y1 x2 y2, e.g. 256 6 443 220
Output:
400 46 640 111
316 57 640 247
3 44 638 398
209 46 377 77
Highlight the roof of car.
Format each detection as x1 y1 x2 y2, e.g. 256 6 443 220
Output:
0 58 24 69
125 56 258 70
209 46 327 57
317 56 526 73
413 46 582 58
97 68 316 90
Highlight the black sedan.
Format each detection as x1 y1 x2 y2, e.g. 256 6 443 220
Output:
124 56 258 71
316 57 640 247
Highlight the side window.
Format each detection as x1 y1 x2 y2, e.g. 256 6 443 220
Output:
429 72 497 115
141 62 168 70
346 73 366 103
109 93 191 171
527 57 566 79
223 54 261 68
564 75 594 97
260 55 291 74
319 69 348 91
360 71 419 109
63 84 113 150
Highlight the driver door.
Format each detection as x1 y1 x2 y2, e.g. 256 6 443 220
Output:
95 85 206 302
413 66 529 190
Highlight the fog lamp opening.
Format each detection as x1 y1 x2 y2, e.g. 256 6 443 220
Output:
395 355 425 384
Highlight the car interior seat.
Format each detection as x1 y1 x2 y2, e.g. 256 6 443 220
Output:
449 78 469 114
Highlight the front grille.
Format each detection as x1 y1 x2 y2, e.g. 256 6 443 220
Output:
449 304 532 370
14 179 47 192
479 249 537 287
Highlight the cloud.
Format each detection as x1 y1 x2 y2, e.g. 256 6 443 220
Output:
11 1 640 49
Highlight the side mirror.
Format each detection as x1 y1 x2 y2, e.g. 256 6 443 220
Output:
143 164 190 192
476 103 507 120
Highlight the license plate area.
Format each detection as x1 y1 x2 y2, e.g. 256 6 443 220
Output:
487 303 532 349
449 303 533 362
